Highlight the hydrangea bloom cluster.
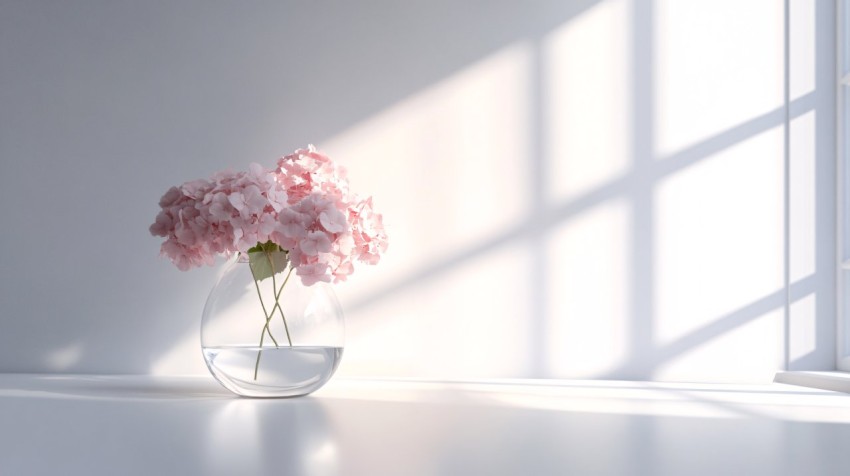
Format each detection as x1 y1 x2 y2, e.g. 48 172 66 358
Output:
150 145 387 285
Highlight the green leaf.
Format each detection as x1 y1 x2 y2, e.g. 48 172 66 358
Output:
247 241 282 254
247 242 289 282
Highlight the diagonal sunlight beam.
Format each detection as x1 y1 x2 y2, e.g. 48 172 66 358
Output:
346 92 816 315
653 91 815 178
597 275 817 380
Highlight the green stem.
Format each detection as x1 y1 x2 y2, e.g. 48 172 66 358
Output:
253 251 295 380
267 250 293 347
249 261 279 348
250 257 279 381
274 267 295 346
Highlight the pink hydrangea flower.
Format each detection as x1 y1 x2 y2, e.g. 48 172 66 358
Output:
151 145 387 286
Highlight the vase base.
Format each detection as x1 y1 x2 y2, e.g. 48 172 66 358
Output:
202 345 343 397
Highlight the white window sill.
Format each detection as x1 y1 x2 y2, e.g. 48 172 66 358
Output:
774 371 850 394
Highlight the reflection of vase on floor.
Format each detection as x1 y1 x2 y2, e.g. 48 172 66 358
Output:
207 398 337 473
201 250 345 398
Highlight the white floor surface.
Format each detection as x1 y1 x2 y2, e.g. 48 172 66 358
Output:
1 375 849 475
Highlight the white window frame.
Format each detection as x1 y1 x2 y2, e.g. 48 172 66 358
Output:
838 0 850 371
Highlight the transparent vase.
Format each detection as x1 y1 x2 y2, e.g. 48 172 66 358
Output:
201 251 344 397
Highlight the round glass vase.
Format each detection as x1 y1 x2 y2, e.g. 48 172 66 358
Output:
201 250 344 398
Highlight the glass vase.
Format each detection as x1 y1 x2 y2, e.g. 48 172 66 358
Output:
201 250 344 397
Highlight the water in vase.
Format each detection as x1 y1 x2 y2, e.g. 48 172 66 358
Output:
203 346 343 397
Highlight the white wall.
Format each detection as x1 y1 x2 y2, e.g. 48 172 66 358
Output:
0 0 835 382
